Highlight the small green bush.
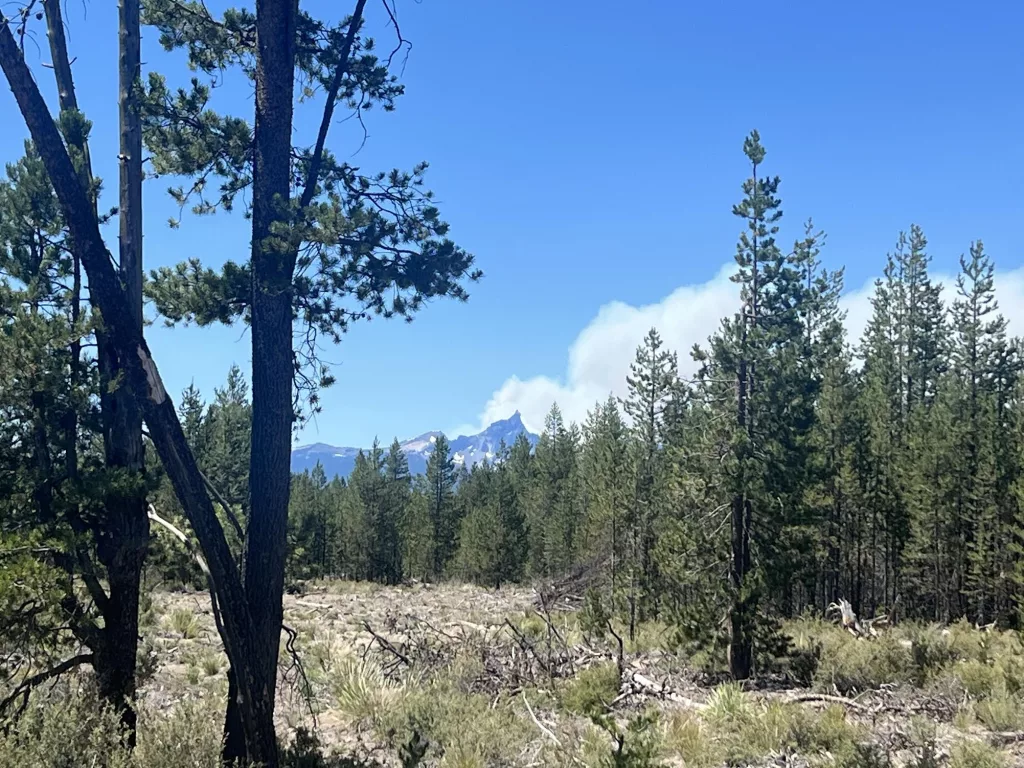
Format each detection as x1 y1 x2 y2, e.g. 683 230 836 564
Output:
788 641 822 687
0 690 131 768
948 659 1003 698
973 690 1024 732
579 588 610 639
949 740 1007 768
135 697 223 768
906 717 940 768
561 663 621 717
813 633 912 694
136 636 159 684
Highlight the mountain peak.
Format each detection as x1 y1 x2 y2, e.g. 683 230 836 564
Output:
292 415 538 479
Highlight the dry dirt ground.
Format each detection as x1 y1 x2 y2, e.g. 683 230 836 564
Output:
139 582 1024 767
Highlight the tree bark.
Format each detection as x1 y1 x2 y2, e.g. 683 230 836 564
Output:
222 1 298 763
87 0 150 744
0 22 277 766
40 0 149 741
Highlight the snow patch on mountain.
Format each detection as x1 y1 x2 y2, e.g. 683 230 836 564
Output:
291 412 539 480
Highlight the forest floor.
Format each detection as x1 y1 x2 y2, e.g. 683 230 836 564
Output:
134 582 1024 767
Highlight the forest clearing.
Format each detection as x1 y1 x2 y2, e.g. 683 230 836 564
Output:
2 0 1023 765
5 580 1024 767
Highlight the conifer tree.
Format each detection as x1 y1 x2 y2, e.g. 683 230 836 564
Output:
0 139 148 737
622 330 677 631
493 443 529 585
580 397 630 605
950 243 1011 622
425 435 458 577
702 131 816 678
532 405 582 576
401 481 435 581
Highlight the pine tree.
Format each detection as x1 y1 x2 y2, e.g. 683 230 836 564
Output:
425 435 458 578
493 442 529 585
856 259 904 615
950 243 1011 622
702 131 817 678
532 405 582 576
581 397 630 606
794 221 852 611
383 438 411 583
286 465 334 580
401 481 436 582
622 329 677 631
0 139 148 735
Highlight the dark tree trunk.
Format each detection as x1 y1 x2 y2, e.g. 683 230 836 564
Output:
40 0 149 741
729 353 753 680
89 0 150 742
0 23 277 766
222 1 298 764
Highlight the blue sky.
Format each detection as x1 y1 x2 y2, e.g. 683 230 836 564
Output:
2 0 1023 446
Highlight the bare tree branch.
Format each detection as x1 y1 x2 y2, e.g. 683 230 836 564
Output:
0 653 93 722
298 0 367 211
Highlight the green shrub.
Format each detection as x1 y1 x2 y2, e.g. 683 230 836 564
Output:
0 688 226 768
590 708 662 767
906 625 958 685
813 633 912 694
136 636 159 684
949 659 1003 698
134 698 223 768
703 682 753 726
906 717 940 768
833 741 892 768
0 689 131 768
949 740 1007 768
700 691 863 765
561 663 621 717
789 704 862 754
788 642 822 687
377 681 533 767
973 690 1024 731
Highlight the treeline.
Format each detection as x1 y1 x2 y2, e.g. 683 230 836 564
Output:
165 170 1024 640
275 133 1024 639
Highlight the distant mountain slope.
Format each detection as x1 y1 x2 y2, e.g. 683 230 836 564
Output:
290 412 539 479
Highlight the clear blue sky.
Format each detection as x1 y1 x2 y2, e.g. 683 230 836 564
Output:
2 0 1022 447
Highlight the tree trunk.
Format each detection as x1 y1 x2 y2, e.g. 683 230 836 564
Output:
40 0 149 740
88 0 150 742
730 353 753 680
222 1 298 763
0 24 277 766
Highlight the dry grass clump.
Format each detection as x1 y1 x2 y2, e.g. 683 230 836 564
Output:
166 606 200 639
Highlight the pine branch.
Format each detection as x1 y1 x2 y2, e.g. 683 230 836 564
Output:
298 0 367 211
